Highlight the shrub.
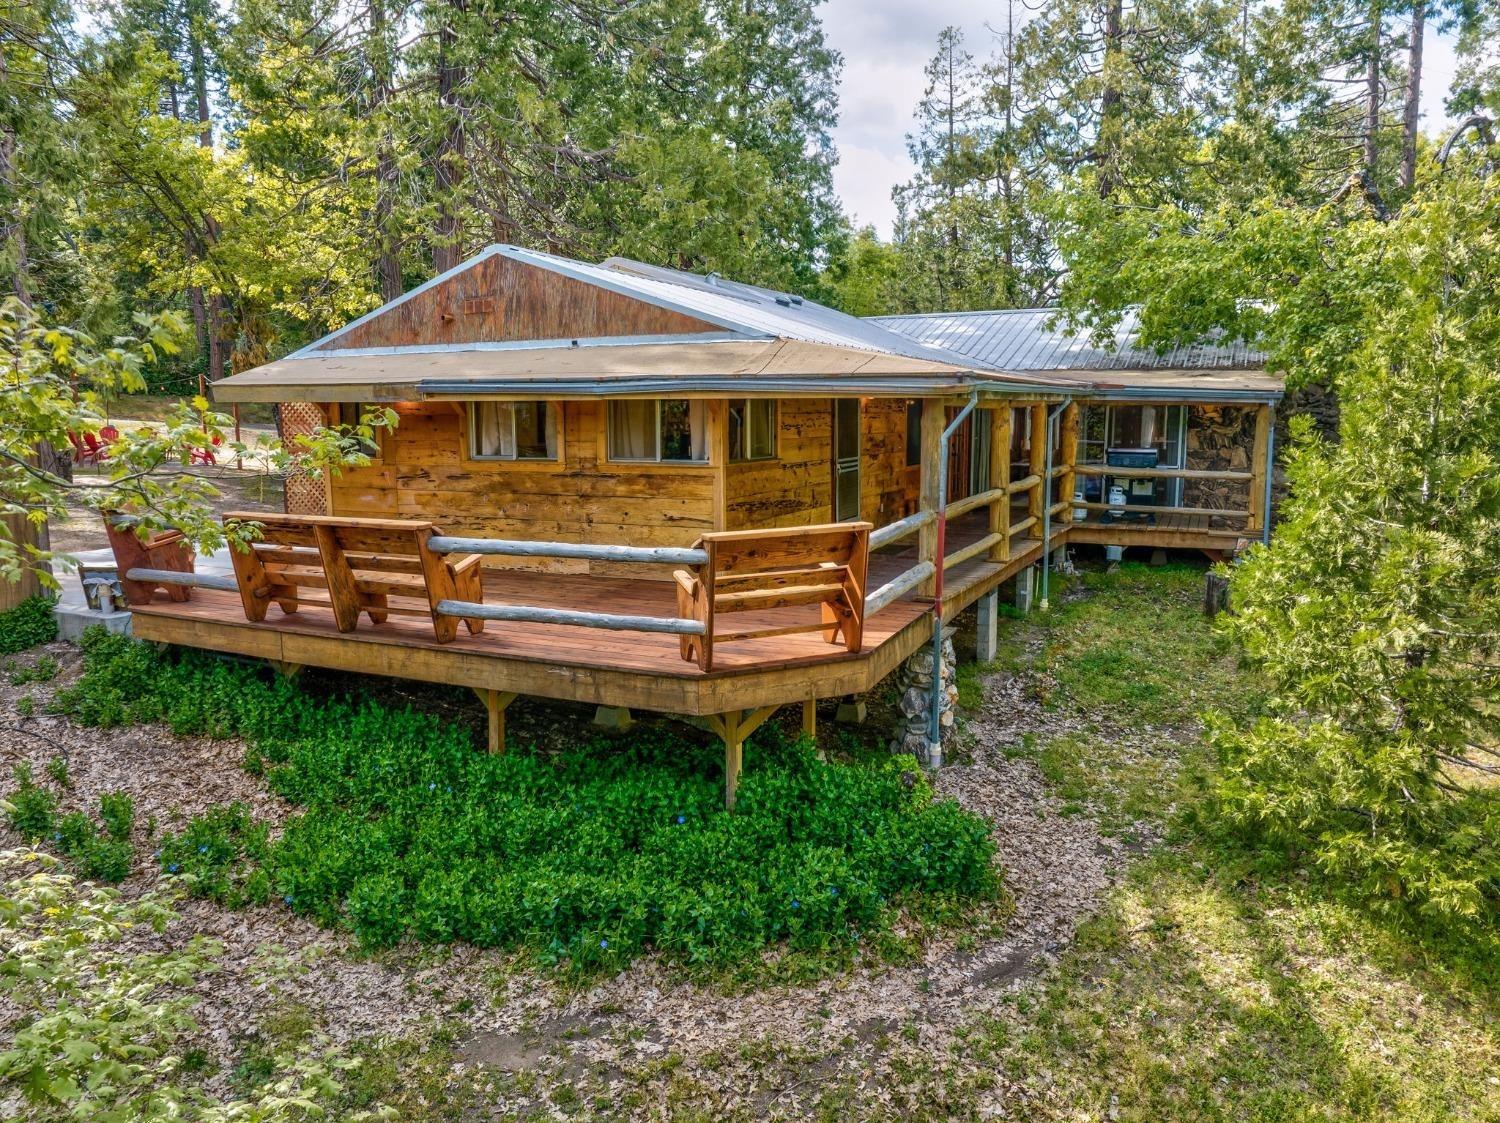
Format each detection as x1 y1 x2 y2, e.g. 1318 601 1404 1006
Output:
7 652 59 685
0 594 56 655
5 763 57 840
64 636 1005 972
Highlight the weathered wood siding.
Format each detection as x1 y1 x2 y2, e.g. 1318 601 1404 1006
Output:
725 398 919 532
317 255 723 351
327 402 720 575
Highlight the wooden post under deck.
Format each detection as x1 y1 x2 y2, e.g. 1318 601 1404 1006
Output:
1058 402 1080 525
706 705 780 811
473 688 519 754
802 698 817 740
989 406 1012 561
1248 404 1272 537
1028 403 1048 528
917 397 944 596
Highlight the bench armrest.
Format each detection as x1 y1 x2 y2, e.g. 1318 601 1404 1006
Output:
448 553 483 576
672 569 698 594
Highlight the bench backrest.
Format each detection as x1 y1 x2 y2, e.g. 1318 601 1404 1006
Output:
222 512 465 637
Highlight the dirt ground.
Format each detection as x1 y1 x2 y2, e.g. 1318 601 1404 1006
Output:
0 592 1163 1120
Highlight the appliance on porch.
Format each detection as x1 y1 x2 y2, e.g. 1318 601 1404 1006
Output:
1105 447 1159 523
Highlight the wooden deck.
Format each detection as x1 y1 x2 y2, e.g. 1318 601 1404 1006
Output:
127 514 1047 717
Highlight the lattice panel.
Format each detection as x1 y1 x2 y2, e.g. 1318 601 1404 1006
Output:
276 401 329 516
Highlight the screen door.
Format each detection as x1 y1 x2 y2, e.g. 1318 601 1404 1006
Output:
833 399 861 522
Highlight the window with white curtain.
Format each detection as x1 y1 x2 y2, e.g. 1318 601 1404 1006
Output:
607 399 709 462
728 399 777 461
469 402 558 460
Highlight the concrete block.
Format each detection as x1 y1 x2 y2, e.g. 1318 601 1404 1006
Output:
975 588 999 662
1014 566 1036 615
835 700 867 724
592 705 634 732
54 602 132 642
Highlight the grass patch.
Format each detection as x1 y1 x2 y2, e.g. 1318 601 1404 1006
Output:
56 629 1005 975
973 850 1500 1121
1030 563 1262 727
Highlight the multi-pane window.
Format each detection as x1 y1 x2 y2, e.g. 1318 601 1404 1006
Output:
607 399 709 462
469 401 558 460
329 402 381 458
728 399 777 461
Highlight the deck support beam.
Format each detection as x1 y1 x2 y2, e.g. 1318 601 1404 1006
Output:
802 698 817 740
705 705 780 811
473 688 519 754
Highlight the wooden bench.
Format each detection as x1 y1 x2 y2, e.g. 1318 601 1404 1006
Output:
673 522 871 671
222 513 485 642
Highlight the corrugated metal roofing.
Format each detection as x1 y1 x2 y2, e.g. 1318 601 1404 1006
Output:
870 308 1266 372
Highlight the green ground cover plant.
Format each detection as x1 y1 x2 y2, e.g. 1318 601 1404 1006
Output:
0 849 389 1121
0 595 57 655
55 630 1003 973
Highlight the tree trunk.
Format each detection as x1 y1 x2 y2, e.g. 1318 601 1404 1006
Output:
0 51 29 307
1363 0 1383 181
371 0 403 300
432 0 468 276
1400 0 1424 191
1098 0 1124 198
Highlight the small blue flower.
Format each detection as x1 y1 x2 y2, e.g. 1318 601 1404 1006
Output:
52 832 61 842
198 844 208 854
167 863 180 874
283 894 294 906
829 887 839 896
599 938 609 949
428 782 437 791
676 815 686 825
791 900 800 910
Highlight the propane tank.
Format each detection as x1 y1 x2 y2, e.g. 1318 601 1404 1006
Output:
1107 483 1128 519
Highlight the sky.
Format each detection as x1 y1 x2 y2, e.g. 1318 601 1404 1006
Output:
823 0 1464 237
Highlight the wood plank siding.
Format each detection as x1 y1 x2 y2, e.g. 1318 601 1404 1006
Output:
316 253 725 351
725 398 919 532
327 401 720 575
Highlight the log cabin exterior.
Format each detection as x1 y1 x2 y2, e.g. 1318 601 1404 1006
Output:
114 246 1281 804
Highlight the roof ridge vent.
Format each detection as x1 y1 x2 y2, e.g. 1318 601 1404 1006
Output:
706 271 721 286
789 294 804 305
774 295 792 306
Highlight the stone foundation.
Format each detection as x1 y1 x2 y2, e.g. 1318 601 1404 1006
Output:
890 627 959 767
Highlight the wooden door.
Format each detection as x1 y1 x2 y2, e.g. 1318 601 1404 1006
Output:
833 399 861 522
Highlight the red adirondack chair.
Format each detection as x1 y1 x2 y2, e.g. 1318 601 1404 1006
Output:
189 434 222 466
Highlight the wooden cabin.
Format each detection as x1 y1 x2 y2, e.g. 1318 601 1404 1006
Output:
115 247 1280 804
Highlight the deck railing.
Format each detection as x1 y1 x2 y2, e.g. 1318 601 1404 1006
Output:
1071 464 1255 528
425 536 709 636
866 510 936 616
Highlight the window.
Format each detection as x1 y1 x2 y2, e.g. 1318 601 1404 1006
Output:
329 402 381 458
728 399 776 461
905 400 923 467
469 401 558 461
607 399 708 462
1078 404 1187 505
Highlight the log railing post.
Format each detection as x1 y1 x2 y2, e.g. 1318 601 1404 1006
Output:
1248 404 1272 538
989 406 1012 561
1058 402 1080 525
917 397 944 595
1027 403 1048 530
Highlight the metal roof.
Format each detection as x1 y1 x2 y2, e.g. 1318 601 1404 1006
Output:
871 308 1267 373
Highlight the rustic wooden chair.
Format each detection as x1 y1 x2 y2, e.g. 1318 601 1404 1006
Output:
673 522 872 672
103 514 196 605
221 513 486 642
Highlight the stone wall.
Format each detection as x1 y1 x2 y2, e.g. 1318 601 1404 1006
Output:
1183 405 1255 528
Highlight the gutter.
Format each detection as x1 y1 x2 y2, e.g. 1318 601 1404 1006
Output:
927 390 980 770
